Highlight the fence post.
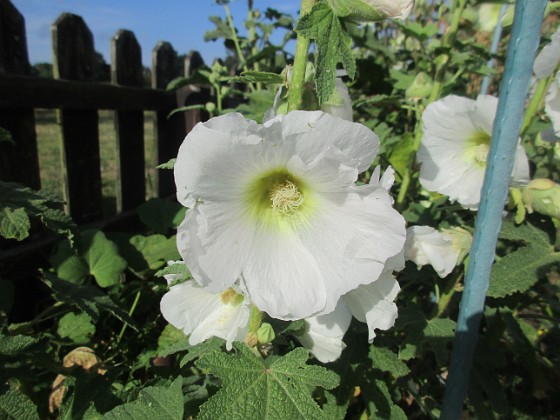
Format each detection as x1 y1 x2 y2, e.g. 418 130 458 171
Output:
152 41 186 198
0 0 40 190
440 1 547 418
111 29 145 212
182 50 210 134
52 13 103 223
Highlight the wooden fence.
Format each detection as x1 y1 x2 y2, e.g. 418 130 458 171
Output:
0 0 209 230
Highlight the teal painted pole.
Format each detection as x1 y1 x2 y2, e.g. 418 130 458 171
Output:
440 1 547 419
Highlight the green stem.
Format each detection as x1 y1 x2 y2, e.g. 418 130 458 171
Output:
428 0 467 103
116 290 141 344
287 0 316 112
520 76 554 138
247 0 262 91
435 272 463 318
224 2 255 93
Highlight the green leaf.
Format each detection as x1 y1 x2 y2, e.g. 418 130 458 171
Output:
230 71 284 84
0 207 30 240
0 384 40 420
81 230 127 288
157 158 175 170
0 127 14 144
498 221 551 250
296 3 356 104
41 271 137 329
196 344 339 420
102 377 184 420
180 337 224 367
57 312 95 343
50 239 89 284
488 246 560 298
0 334 38 357
155 262 192 285
129 234 180 272
369 346 410 378
137 198 186 233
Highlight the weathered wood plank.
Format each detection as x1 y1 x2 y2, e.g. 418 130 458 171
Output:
112 29 145 212
152 41 186 198
52 13 102 223
181 50 210 134
0 0 40 190
0 75 178 110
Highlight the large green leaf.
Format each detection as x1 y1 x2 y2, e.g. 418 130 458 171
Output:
295 2 356 104
0 385 40 420
57 312 95 343
0 207 30 241
196 344 339 420
82 230 127 288
0 334 39 357
369 346 410 378
102 377 184 420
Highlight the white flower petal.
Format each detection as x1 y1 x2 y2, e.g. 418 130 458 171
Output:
534 27 560 79
268 111 379 173
321 78 353 121
545 73 560 137
344 272 400 342
160 282 250 350
297 301 352 363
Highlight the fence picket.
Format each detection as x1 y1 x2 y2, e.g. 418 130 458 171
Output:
112 30 145 212
152 41 186 198
0 0 40 190
52 13 103 223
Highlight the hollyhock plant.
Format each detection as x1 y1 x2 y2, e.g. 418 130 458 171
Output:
174 111 406 320
417 95 530 210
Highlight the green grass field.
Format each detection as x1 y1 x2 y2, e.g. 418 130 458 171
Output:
35 109 157 216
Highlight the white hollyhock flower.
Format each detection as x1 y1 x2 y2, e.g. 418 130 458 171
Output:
404 226 472 278
175 111 406 320
534 27 560 79
417 95 530 210
160 263 250 350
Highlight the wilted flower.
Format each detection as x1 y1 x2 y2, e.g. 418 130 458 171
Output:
405 226 472 278
417 95 530 210
160 263 250 350
174 111 406 320
327 0 414 21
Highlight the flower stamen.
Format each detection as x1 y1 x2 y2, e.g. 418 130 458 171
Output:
269 180 304 215
474 143 490 164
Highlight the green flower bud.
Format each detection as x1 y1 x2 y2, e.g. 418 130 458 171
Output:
522 178 560 220
326 0 414 22
406 72 433 99
256 323 276 344
205 102 216 113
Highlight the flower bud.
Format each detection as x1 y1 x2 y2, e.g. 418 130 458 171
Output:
326 0 414 22
441 227 473 264
256 323 276 344
522 178 560 220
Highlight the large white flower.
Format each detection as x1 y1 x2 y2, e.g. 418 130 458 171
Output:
417 95 530 210
174 111 406 320
160 264 250 350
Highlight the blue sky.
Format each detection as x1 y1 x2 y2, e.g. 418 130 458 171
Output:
11 0 299 67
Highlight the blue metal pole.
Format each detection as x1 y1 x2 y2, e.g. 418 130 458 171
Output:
440 1 547 419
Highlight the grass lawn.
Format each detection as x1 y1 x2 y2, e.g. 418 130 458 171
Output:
35 109 158 217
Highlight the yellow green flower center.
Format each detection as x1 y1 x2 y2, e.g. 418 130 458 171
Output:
466 130 491 167
244 168 315 232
